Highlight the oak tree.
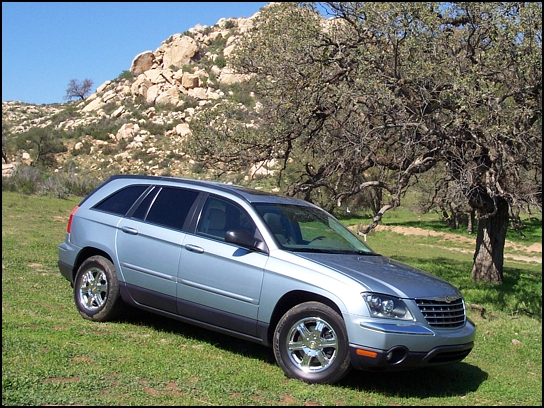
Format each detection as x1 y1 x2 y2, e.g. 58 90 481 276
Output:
186 2 542 283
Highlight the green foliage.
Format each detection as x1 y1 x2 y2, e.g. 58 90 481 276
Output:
224 20 236 30
15 127 67 168
179 94 199 110
64 117 121 141
117 70 135 81
214 54 227 69
1 164 42 194
2 164 102 198
48 102 83 127
207 35 228 55
101 102 119 116
220 81 256 109
201 25 213 35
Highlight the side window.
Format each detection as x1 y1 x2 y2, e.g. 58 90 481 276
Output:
145 187 199 231
197 196 255 241
131 187 159 220
93 185 148 216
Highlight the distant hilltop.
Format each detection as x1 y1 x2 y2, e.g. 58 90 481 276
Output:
2 7 277 179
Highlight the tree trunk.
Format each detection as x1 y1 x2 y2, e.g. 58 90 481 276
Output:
471 198 509 283
467 209 475 234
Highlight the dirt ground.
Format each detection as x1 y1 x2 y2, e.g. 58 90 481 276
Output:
370 225 542 264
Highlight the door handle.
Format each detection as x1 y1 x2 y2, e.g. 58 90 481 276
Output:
185 244 204 254
121 226 138 235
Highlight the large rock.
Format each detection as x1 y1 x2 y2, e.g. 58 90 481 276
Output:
218 67 250 85
155 86 181 105
131 75 153 99
158 35 199 69
2 163 16 177
130 51 155 75
116 123 140 141
181 73 200 89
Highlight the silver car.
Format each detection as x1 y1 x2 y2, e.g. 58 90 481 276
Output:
58 175 475 384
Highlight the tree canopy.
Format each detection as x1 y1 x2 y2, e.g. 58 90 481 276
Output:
64 78 94 101
185 2 542 283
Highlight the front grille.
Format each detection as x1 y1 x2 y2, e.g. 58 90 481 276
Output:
415 297 466 328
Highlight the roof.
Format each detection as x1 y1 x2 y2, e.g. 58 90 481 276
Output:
107 174 312 206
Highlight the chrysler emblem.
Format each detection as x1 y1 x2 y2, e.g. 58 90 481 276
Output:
445 296 451 303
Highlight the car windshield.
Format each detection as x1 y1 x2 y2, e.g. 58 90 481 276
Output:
253 203 374 254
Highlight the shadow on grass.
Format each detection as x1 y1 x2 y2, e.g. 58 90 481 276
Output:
118 306 276 363
116 306 487 396
340 363 487 397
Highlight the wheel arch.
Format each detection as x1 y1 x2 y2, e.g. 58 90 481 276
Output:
266 290 344 346
73 247 114 281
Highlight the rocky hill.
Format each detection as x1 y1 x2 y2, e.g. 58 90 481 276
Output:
2 8 270 182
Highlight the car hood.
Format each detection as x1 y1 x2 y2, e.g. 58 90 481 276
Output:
294 252 462 299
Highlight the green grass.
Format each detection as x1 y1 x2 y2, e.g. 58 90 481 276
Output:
2 192 542 405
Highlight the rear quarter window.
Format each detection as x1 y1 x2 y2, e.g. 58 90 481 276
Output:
93 185 149 216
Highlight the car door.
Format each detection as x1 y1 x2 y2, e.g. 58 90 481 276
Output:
116 186 200 313
177 195 268 336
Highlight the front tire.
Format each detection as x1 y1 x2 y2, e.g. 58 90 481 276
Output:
273 301 351 384
74 255 124 322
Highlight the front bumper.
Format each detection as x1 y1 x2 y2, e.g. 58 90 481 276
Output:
349 341 474 371
345 315 476 371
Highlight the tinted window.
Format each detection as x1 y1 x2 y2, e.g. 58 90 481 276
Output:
94 185 148 216
131 187 159 220
197 196 255 241
145 187 199 231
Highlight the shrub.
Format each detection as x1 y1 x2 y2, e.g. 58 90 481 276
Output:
117 70 135 81
215 55 227 69
220 82 255 109
224 20 236 29
2 165 41 195
2 164 103 198
15 127 67 168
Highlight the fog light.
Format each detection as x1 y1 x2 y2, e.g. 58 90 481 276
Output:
385 347 407 364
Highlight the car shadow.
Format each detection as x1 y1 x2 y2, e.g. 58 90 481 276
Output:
117 305 276 364
339 363 488 397
117 306 487 395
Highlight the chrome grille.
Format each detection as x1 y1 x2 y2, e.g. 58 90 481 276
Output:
415 297 466 328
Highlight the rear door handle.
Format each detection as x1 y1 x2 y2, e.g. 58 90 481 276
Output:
185 244 204 254
121 226 138 235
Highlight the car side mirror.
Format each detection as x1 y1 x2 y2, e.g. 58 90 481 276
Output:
225 230 268 253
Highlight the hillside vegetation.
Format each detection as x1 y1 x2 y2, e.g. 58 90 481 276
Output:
2 11 268 187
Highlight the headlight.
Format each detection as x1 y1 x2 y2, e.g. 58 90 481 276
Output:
363 293 413 320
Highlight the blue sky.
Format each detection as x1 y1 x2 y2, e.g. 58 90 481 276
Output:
2 2 269 105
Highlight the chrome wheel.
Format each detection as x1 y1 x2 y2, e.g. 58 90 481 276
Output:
285 316 339 373
74 256 124 322
78 267 108 311
274 302 351 384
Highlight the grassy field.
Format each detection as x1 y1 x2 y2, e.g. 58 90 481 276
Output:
2 191 542 406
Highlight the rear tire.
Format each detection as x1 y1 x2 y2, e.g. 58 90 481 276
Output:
273 301 351 384
74 255 124 322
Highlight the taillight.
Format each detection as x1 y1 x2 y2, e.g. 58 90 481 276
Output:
67 206 79 233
